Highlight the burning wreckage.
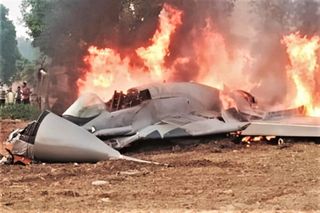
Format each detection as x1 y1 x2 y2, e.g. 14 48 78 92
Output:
2 82 320 164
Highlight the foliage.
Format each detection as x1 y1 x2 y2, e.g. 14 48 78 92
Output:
14 57 38 86
0 104 41 120
21 0 52 39
0 4 21 83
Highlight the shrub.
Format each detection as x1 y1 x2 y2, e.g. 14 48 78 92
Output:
0 104 41 120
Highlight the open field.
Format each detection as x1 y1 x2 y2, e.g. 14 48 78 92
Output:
1 120 319 212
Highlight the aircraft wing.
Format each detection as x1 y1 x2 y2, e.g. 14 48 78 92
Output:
108 112 249 149
241 116 320 137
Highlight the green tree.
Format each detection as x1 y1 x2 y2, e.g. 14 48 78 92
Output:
15 58 35 84
0 4 21 83
21 0 51 39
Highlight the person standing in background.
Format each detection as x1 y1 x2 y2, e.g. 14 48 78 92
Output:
21 82 31 104
0 82 6 106
15 86 21 104
6 88 14 104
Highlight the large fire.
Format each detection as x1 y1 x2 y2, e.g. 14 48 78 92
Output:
282 32 320 116
77 3 182 99
78 3 320 117
136 4 182 80
77 3 253 100
193 20 254 91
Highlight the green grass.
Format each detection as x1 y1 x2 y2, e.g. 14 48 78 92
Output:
0 104 41 120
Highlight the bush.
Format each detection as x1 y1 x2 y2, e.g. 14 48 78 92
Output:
0 104 41 120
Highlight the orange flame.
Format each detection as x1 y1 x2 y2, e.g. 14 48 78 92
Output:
76 4 320 115
198 20 255 91
77 46 140 100
282 32 320 116
77 3 255 101
77 4 182 99
136 3 182 80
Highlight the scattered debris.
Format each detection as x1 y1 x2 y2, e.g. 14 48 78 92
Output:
100 197 110 203
91 180 109 186
223 189 235 196
118 170 141 176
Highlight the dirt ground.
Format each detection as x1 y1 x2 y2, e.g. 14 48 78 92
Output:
0 120 319 212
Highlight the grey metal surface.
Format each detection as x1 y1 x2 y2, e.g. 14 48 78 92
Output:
63 93 107 118
94 125 134 137
34 112 122 162
241 116 320 137
241 121 320 137
106 115 248 149
182 119 247 136
134 82 222 111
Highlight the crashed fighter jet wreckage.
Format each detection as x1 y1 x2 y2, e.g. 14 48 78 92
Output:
2 82 320 164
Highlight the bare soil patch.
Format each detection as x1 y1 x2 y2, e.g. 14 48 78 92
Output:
1 120 319 212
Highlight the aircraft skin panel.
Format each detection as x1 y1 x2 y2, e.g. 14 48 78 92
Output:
241 122 320 137
34 112 122 162
110 117 246 149
262 116 320 125
139 115 247 139
163 114 203 126
182 119 247 136
139 122 177 138
162 113 247 136
134 82 222 111
94 126 134 137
